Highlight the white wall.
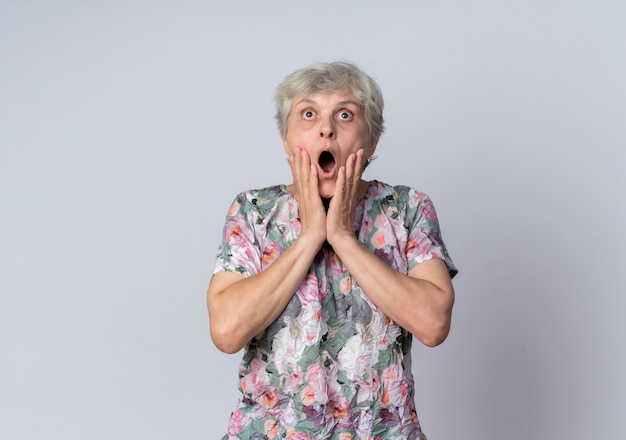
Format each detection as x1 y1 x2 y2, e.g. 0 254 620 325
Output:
1 1 624 439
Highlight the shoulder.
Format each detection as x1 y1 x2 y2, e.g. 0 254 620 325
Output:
234 184 288 204
367 180 431 206
228 185 290 214
365 181 439 231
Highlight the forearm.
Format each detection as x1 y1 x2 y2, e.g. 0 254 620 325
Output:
207 234 322 353
329 234 454 347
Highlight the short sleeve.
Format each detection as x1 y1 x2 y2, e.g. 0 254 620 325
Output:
405 190 458 278
212 193 263 278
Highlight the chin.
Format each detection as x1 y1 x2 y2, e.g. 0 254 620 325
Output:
318 184 335 199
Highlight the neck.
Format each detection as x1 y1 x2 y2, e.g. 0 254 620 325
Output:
321 197 332 212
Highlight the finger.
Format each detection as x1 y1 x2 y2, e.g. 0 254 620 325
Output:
354 149 366 181
308 157 319 194
294 147 313 193
335 164 347 203
344 153 362 201
345 150 364 184
298 148 317 195
288 154 298 185
289 146 301 181
328 165 355 233
345 153 356 183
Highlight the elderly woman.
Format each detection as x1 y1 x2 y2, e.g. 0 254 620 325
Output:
207 61 457 439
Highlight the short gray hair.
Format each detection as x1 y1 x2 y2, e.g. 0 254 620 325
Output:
274 61 385 147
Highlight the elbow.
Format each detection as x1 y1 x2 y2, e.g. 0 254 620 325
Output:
415 314 452 348
210 323 246 354
213 340 243 355
207 290 246 354
420 323 450 347
419 293 454 347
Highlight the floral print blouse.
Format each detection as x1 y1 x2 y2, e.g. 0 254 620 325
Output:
213 180 457 440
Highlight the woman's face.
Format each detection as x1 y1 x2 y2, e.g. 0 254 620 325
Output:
283 92 377 198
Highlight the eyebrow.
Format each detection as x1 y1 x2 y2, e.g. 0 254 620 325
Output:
294 97 361 108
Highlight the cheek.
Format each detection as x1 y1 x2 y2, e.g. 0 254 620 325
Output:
351 132 371 150
288 130 317 150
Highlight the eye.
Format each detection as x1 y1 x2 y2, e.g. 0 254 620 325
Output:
338 110 353 120
302 110 315 120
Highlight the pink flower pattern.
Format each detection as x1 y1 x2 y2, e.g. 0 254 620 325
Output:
214 181 457 439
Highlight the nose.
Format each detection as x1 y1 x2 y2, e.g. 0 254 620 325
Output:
319 115 335 139
319 129 334 138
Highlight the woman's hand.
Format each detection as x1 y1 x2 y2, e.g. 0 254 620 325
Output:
288 147 327 249
326 149 367 247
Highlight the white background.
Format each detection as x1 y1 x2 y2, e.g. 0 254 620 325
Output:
1 1 625 439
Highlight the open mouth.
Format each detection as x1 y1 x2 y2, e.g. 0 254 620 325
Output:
318 151 336 173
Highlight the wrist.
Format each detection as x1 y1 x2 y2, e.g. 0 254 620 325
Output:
296 230 326 253
326 229 358 250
